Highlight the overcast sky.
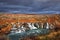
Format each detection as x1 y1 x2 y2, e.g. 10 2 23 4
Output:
0 0 60 14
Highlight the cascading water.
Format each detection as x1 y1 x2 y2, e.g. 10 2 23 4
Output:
8 22 54 40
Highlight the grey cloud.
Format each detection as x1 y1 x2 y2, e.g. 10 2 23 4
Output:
0 0 60 13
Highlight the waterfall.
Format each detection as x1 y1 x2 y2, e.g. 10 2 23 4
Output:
10 24 17 33
41 23 44 28
10 22 53 34
31 23 37 29
27 23 33 30
46 22 50 29
27 23 37 30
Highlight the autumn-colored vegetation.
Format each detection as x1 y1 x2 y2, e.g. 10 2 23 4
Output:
0 14 60 34
0 14 60 40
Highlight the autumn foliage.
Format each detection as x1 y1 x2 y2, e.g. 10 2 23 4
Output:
0 14 60 34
